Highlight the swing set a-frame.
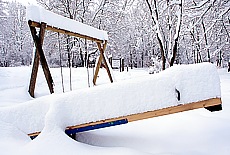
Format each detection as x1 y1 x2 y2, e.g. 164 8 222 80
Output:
27 14 113 98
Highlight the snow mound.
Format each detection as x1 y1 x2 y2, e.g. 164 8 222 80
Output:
18 125 151 155
0 63 221 135
0 120 30 155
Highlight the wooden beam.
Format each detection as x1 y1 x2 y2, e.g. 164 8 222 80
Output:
28 20 104 43
28 47 40 98
29 23 54 95
127 98 221 122
39 23 54 94
98 42 113 83
28 23 46 97
28 98 221 137
93 52 103 85
93 41 113 85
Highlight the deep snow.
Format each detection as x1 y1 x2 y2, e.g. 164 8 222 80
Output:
0 63 221 134
0 64 229 155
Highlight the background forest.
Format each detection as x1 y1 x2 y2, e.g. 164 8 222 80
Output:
0 0 229 70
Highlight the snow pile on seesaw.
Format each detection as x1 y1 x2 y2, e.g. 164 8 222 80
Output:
0 63 220 135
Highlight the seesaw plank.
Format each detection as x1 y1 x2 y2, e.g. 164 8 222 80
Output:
28 98 222 138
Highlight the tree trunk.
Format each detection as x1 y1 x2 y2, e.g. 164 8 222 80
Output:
157 34 166 70
201 19 210 62
170 37 179 66
145 0 166 70
170 0 182 67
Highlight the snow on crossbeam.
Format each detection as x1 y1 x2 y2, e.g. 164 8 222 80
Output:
26 5 108 42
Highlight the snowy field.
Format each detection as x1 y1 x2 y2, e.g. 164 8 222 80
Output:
0 64 229 155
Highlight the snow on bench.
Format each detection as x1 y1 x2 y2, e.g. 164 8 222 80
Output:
26 5 108 42
0 63 222 138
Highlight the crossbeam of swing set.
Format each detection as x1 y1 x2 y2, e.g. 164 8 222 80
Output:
28 20 113 97
29 21 105 43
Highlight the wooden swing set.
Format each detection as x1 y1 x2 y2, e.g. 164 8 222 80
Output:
28 20 113 97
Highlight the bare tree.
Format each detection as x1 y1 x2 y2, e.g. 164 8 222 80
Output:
145 0 183 70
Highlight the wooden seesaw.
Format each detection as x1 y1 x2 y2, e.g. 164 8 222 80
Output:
28 98 222 139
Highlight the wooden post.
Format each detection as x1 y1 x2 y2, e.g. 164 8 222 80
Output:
120 58 122 72
93 41 113 85
93 50 103 85
119 58 124 72
228 61 230 72
121 58 124 72
109 57 112 66
28 22 54 97
28 23 45 97
28 47 40 97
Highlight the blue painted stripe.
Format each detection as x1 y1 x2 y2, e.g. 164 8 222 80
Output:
65 119 128 135
30 119 128 139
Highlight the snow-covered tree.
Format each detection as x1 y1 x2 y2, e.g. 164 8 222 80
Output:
181 0 229 66
1 0 228 69
0 1 32 67
144 0 183 70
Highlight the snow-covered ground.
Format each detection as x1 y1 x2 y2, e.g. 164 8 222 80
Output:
0 64 229 155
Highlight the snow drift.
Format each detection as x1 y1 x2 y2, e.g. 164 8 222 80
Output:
0 63 221 135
